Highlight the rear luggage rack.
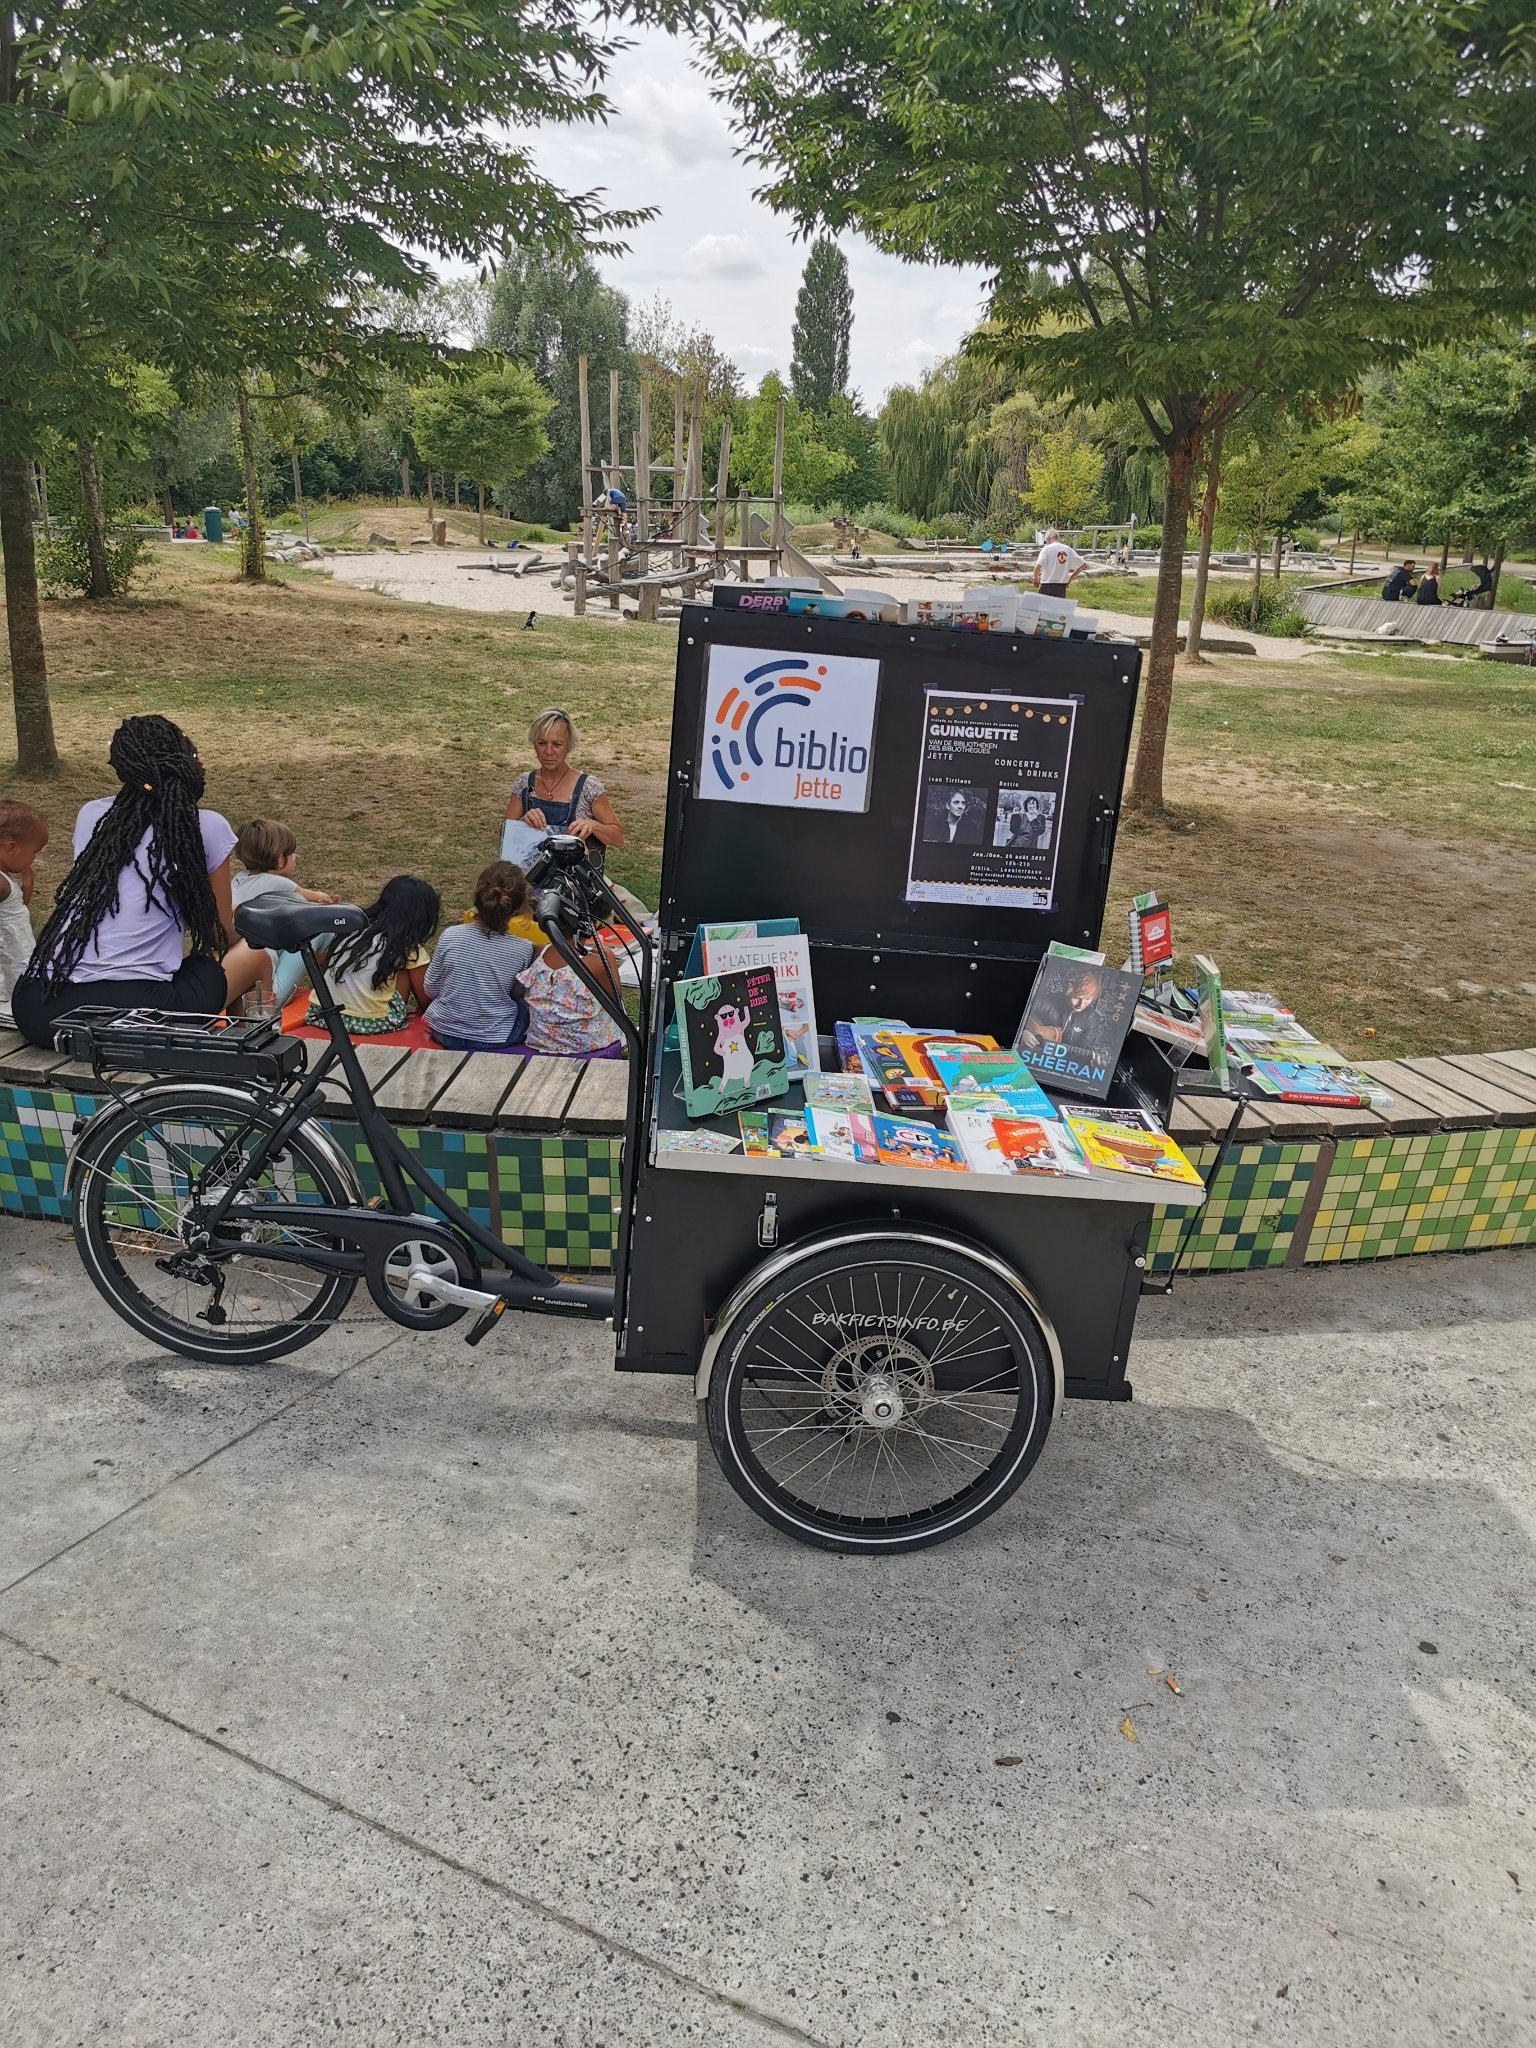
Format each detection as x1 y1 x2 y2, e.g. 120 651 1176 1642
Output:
50 1008 308 1082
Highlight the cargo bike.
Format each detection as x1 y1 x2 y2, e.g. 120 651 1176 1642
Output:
55 606 1204 1553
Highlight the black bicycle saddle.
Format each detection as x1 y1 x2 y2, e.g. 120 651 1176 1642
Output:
233 900 368 949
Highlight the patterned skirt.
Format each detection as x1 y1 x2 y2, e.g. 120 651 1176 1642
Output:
306 992 407 1036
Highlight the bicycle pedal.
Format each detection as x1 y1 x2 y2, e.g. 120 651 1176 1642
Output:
464 1296 510 1347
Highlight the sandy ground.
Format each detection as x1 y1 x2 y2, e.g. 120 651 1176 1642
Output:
320 547 1322 662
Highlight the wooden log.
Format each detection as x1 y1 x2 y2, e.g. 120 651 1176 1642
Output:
564 1058 631 1132
607 367 620 492
372 1048 470 1125
713 418 732 577
497 1055 584 1130
432 1051 526 1129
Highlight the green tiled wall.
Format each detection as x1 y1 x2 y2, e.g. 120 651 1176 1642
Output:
4 1081 1533 1277
0 1084 622 1272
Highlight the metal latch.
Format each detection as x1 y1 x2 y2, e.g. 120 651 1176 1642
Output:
757 1192 779 1248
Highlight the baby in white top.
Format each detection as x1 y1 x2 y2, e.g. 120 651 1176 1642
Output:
0 799 49 1011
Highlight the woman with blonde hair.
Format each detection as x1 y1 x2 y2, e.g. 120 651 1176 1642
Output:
504 707 624 872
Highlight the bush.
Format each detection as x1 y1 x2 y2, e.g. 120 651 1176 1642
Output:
37 519 145 600
1128 523 1161 552
1207 580 1307 635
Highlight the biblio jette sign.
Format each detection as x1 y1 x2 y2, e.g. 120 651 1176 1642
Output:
698 646 880 811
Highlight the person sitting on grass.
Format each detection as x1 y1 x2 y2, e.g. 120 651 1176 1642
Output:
521 930 626 1059
307 874 438 1036
11 715 272 1048
504 707 625 874
423 860 536 1055
232 817 339 1008
0 798 49 1012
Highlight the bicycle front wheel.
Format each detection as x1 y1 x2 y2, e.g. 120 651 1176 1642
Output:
705 1234 1056 1553
73 1086 358 1364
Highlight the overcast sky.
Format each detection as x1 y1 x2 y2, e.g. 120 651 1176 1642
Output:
524 26 989 403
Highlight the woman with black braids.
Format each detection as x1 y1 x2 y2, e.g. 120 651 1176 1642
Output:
11 715 273 1047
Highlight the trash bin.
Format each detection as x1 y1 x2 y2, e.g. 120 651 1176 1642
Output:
203 506 223 544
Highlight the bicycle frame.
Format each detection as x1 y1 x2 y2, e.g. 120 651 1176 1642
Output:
155 856 653 1325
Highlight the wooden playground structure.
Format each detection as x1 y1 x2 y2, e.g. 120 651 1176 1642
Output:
553 356 829 621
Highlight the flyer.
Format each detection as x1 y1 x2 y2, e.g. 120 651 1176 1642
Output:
904 689 1078 911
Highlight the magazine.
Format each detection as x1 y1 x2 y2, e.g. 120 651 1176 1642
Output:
947 1099 1087 1178
803 1070 876 1113
804 1103 880 1163
674 968 788 1118
1065 1112 1205 1187
1219 990 1297 1026
870 1115 968 1172
1012 955 1142 1101
703 927 820 1076
1245 1059 1390 1107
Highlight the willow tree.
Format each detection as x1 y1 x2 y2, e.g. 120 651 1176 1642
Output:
714 0 1533 812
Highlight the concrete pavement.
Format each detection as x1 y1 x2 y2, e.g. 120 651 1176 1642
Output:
2 1217 1532 2045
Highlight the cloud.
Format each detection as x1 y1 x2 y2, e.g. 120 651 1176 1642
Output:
616 72 735 169
687 232 766 281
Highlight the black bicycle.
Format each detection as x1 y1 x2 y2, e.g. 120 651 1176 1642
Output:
56 837 645 1365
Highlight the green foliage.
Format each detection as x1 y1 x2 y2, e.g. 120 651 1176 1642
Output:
37 521 144 601
412 357 551 497
818 395 886 511
1220 413 1347 564
1206 581 1307 635
733 375 852 503
789 237 852 412
485 253 632 525
1020 429 1104 532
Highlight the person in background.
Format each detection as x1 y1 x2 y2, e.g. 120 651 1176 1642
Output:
11 716 271 1047
505 708 624 873
1382 560 1418 602
232 818 339 1006
521 932 625 1059
0 799 48 1011
308 874 438 1036
1032 530 1088 598
423 861 535 1054
1415 564 1442 606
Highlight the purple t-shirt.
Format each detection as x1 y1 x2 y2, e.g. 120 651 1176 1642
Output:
70 799 237 983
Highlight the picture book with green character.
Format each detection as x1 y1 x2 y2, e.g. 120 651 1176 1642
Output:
674 967 788 1118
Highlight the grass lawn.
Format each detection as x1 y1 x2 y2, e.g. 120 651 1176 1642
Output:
3 546 1532 1060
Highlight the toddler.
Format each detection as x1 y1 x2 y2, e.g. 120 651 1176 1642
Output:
522 932 625 1059
0 800 49 1012
309 874 439 1036
424 861 536 1054
233 818 339 1005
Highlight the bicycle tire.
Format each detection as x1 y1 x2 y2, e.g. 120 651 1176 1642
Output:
705 1234 1055 1554
73 1085 358 1365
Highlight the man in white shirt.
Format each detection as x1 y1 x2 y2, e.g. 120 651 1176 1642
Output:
1032 531 1087 598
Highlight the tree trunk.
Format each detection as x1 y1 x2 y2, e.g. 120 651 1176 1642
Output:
35 460 49 533
426 467 434 522
1349 532 1358 573
290 446 302 511
75 440 112 599
1272 530 1283 580
235 383 266 582
0 450 59 774
1438 537 1450 573
476 478 486 545
1248 547 1263 628
1490 539 1506 605
1184 426 1223 664
160 483 174 528
453 474 461 508
399 452 410 500
1127 432 1197 815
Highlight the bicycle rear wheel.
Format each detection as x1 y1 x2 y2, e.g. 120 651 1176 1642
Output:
73 1086 357 1364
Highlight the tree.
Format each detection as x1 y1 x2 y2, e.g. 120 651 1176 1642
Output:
412 358 552 541
262 392 332 535
1 0 679 771
1219 413 1342 626
1019 428 1104 532
819 394 886 512
790 236 852 412
733 374 852 504
713 0 1533 812
485 253 633 527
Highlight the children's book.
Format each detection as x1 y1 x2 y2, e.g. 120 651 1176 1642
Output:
1074 1105 1167 1130
703 927 820 1075
803 1070 876 1113
1132 1001 1204 1053
656 1127 741 1156
1012 956 1142 1101
1065 1111 1205 1187
1224 1018 1320 1051
1245 1059 1390 1107
833 1021 865 1075
871 1114 968 1172
1046 939 1107 965
852 1022 1000 1110
804 1103 879 1163
947 1099 1087 1178
674 968 788 1118
1193 955 1230 1089
766 1111 817 1159
738 1111 772 1156
1219 989 1296 1026
925 1044 1061 1118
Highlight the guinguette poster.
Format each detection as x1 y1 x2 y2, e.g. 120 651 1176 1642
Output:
905 689 1079 910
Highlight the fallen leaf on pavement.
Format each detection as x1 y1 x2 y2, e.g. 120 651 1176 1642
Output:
1118 1718 1137 1742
